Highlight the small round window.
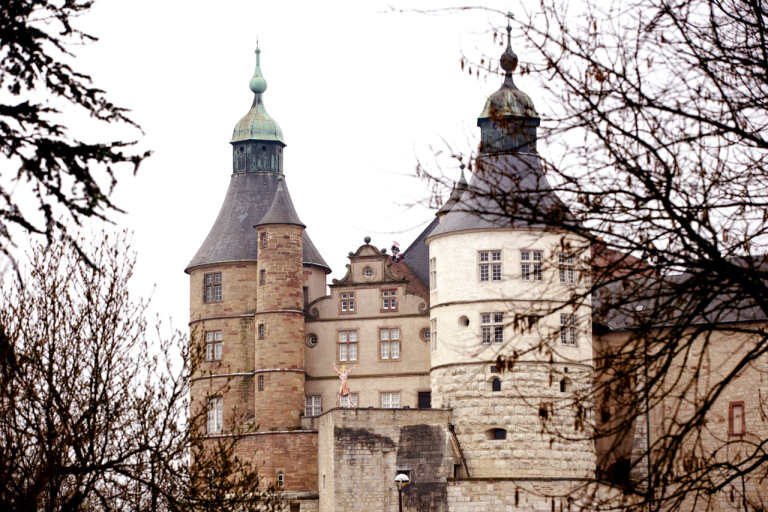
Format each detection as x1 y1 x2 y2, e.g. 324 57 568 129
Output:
262 145 267 151
420 329 431 341
459 316 470 328
239 146 244 153
363 267 374 279
306 334 318 348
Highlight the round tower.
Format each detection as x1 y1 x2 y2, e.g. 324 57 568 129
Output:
426 20 595 479
254 176 307 428
186 47 327 494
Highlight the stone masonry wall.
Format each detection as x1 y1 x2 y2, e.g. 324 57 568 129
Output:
317 408 460 512
221 431 318 492
446 478 623 511
255 224 306 430
431 362 595 478
190 262 258 432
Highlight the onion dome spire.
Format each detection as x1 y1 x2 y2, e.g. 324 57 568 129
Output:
477 11 540 154
231 45 285 144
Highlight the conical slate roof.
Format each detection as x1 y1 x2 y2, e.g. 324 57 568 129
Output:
185 172 329 272
255 176 305 227
428 153 573 239
437 166 469 216
186 47 329 274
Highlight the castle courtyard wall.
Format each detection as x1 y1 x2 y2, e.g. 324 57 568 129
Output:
317 408 460 512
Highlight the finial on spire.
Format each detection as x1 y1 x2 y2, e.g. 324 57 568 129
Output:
500 11 518 75
249 44 268 94
460 163 466 180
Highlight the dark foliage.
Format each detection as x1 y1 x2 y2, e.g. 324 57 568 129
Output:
0 233 281 511
0 0 150 266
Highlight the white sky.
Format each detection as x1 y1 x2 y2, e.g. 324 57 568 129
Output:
33 0 545 331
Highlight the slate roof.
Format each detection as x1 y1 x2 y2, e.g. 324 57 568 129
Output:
186 172 329 273
255 177 305 227
428 153 574 239
594 260 768 331
402 217 440 286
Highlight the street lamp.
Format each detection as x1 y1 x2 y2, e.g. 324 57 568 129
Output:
395 473 410 512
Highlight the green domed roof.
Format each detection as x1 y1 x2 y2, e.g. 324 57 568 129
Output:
478 23 539 122
231 48 285 144
478 76 539 120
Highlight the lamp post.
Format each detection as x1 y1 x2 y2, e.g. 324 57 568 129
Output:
394 473 410 512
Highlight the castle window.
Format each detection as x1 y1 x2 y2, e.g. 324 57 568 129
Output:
258 324 265 339
560 315 577 346
260 270 266 285
729 402 745 436
205 331 223 361
521 250 542 281
340 292 355 313
479 250 502 282
258 375 265 391
340 393 358 408
305 395 322 417
481 313 504 344
430 258 437 290
207 397 222 434
559 253 575 284
381 392 400 408
381 289 398 311
261 232 268 247
277 472 284 487
380 328 401 360
420 328 431 342
338 330 358 362
560 378 571 393
364 267 374 278
492 378 501 392
485 428 507 440
203 272 222 302
430 319 437 352
307 334 318 347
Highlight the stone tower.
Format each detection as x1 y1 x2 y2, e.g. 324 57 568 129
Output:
254 177 307 428
426 21 596 479
186 47 328 493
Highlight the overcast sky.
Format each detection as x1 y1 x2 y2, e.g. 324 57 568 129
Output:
35 0 544 331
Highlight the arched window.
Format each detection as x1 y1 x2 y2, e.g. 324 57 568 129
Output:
560 378 571 393
277 471 284 487
492 378 501 392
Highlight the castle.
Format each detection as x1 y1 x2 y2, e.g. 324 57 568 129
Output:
186 28 768 512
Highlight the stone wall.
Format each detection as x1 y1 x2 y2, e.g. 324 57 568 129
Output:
255 224 306 429
317 408 460 512
446 478 623 511
228 431 318 492
598 326 768 509
431 362 595 478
